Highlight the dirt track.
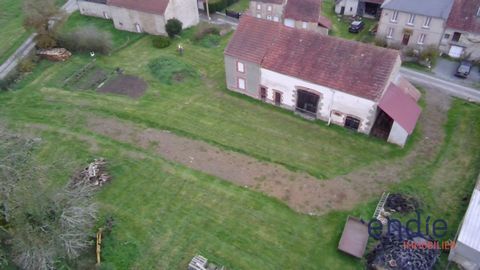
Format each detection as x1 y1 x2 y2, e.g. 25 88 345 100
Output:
87 89 450 215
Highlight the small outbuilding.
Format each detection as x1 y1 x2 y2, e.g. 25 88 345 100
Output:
449 176 480 270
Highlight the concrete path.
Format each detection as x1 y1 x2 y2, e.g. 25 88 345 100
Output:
0 0 78 80
401 67 480 103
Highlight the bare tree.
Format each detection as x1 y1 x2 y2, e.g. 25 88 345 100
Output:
0 128 98 270
23 0 66 48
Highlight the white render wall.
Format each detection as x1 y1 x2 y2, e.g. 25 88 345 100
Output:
335 0 359 16
164 0 200 28
260 68 378 134
110 6 166 35
387 121 409 147
78 1 111 19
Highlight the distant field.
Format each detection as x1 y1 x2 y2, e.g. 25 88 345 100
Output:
1 12 479 269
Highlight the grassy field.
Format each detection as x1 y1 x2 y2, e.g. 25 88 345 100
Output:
1 13 480 269
227 0 250 13
0 0 30 64
0 0 68 64
322 0 376 43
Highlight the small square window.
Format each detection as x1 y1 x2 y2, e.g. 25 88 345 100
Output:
302 22 307 29
444 33 451 39
237 78 246 90
267 5 272 11
273 16 279 22
267 15 272 20
256 13 261 18
257 4 261 9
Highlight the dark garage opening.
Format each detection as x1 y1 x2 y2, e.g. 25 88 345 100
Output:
370 109 394 140
296 90 319 118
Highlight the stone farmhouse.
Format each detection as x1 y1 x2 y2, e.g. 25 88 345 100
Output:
249 0 331 34
376 0 454 49
77 0 199 36
440 0 480 59
224 16 421 146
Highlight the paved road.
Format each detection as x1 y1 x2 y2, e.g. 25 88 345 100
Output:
432 58 480 88
401 67 480 103
0 0 78 80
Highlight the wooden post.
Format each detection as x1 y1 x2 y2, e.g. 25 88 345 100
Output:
96 228 103 265
206 0 211 20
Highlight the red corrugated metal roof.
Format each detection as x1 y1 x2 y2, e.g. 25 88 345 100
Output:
378 83 421 134
107 0 169 15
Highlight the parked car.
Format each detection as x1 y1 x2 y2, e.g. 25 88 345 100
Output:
348 21 365 33
455 61 473 78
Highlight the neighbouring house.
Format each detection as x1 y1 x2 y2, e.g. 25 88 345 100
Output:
440 0 480 59
224 16 421 146
283 0 331 34
335 0 384 18
77 0 199 35
449 175 480 270
249 0 285 22
248 0 332 34
376 0 454 49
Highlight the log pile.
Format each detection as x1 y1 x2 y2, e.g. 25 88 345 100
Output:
72 158 111 187
366 223 440 270
37 48 72 62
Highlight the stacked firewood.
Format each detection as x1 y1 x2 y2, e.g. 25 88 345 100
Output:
71 158 111 187
37 48 72 61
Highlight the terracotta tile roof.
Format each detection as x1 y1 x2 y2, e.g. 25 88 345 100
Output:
378 83 421 134
447 0 480 34
224 16 281 64
284 0 322 22
107 0 169 15
262 26 400 101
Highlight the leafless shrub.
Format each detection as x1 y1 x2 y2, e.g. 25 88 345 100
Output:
58 26 113 54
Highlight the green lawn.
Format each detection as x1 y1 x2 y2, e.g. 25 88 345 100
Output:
0 0 30 64
0 0 69 64
1 13 480 269
322 0 376 43
227 0 250 13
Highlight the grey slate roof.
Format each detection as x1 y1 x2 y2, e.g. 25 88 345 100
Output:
381 0 454 19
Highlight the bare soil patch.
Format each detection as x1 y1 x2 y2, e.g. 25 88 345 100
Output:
86 89 450 215
98 75 147 98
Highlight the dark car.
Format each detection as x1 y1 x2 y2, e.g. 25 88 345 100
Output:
348 21 365 33
455 61 473 78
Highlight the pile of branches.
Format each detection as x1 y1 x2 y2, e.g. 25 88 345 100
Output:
366 223 440 270
71 158 111 187
385 193 419 214
37 48 72 62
